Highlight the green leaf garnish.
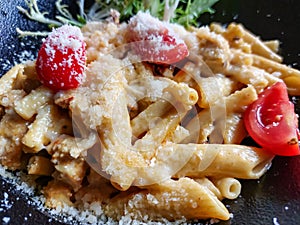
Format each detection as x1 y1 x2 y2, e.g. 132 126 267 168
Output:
173 0 220 27
17 0 220 37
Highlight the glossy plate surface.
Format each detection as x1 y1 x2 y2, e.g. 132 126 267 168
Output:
0 0 300 224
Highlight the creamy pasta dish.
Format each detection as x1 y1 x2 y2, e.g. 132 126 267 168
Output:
0 9 300 224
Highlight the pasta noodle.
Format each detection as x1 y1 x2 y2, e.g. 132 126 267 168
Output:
14 86 53 120
174 144 274 179
211 177 241 200
0 11 300 223
27 155 54 176
106 177 230 221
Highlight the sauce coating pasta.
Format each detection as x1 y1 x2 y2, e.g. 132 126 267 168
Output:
0 10 299 224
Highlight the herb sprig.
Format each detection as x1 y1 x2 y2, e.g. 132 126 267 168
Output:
172 0 220 27
17 0 220 37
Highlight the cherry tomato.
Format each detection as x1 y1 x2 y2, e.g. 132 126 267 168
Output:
244 82 300 156
36 25 86 91
126 12 189 64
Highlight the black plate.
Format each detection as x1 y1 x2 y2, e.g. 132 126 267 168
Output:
0 0 300 224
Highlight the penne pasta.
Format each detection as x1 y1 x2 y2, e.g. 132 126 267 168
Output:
234 23 282 62
174 144 274 179
14 86 53 120
195 178 222 200
133 114 181 153
230 49 300 95
0 64 24 95
212 177 241 200
105 177 230 221
131 99 172 137
0 111 28 170
185 85 257 144
1 12 300 224
223 113 247 144
22 104 71 153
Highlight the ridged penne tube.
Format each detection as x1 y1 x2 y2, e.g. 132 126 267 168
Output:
253 57 300 95
53 157 87 191
209 22 252 55
283 76 300 96
22 104 72 153
22 104 54 152
234 49 300 78
229 48 254 66
105 177 230 221
184 85 257 144
14 86 54 120
196 76 237 108
0 64 24 95
195 178 222 200
110 88 132 146
174 144 274 179
183 107 214 144
231 50 300 95
99 90 135 190
225 64 270 93
232 23 282 62
0 111 29 170
127 76 198 110
173 62 236 109
211 177 241 200
50 134 96 159
167 82 198 109
131 100 172 138
133 142 195 187
212 22 282 62
229 50 282 85
96 136 196 189
224 85 258 114
223 113 247 144
133 114 181 155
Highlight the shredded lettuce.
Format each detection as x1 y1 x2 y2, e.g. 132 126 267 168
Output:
17 0 220 37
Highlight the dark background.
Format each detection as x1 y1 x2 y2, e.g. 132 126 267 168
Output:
0 0 300 224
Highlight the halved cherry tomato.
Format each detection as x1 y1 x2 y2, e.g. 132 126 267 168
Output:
244 82 300 156
36 25 86 91
126 12 189 64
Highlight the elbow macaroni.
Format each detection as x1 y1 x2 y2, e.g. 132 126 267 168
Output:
0 18 299 223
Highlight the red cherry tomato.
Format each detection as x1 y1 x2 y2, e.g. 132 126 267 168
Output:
126 12 189 64
36 25 86 91
244 82 300 156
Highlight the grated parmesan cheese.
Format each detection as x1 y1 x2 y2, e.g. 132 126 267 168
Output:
127 11 186 60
